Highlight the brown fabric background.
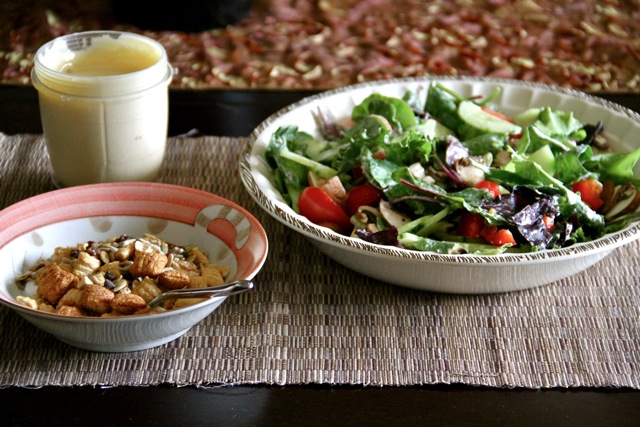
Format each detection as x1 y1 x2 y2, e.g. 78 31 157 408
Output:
0 133 638 388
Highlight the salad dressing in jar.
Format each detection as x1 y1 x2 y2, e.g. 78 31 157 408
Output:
31 31 172 187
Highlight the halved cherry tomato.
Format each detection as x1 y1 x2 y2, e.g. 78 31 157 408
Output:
345 183 383 216
474 180 501 198
481 106 515 123
571 178 604 211
298 186 352 232
480 226 516 246
457 211 485 238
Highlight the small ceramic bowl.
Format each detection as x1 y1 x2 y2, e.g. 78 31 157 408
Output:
0 183 268 352
240 76 639 294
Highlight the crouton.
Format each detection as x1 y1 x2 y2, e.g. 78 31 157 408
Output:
57 288 83 308
110 293 148 315
158 269 190 290
132 277 163 303
130 251 167 277
189 247 210 266
78 284 113 314
72 252 101 277
56 305 87 317
36 263 77 305
188 265 224 288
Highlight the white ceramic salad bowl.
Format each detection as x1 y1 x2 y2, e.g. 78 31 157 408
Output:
240 76 639 294
0 183 268 352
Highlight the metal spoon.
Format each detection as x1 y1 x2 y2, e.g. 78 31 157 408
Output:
147 279 254 308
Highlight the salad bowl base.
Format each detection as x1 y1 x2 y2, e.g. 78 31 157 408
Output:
242 76 640 294
309 237 615 294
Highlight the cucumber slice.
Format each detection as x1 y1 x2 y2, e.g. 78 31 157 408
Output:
514 108 542 127
458 101 522 136
280 149 338 179
416 118 454 139
528 144 556 175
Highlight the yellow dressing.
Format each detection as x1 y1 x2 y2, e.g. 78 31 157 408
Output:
57 37 160 76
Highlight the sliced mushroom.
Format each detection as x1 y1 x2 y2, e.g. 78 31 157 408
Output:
599 180 618 213
379 200 411 229
602 183 640 220
455 158 485 187
308 172 347 205
320 176 347 205
354 205 379 221
618 190 640 217
307 170 323 187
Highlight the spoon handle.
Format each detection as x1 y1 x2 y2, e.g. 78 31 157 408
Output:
147 279 254 308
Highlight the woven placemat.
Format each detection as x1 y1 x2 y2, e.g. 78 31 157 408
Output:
0 133 638 389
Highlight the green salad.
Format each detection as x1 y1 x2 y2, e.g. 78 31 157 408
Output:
265 83 640 255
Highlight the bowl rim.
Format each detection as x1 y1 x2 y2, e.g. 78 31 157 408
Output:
0 182 268 319
240 75 640 265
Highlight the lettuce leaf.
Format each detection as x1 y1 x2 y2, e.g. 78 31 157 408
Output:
266 125 338 211
352 93 417 132
584 148 640 186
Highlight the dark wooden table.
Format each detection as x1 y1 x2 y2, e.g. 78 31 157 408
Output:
1 84 639 426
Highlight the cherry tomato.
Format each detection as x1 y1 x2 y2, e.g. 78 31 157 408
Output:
474 180 501 198
457 211 485 238
345 183 383 216
373 149 387 160
480 226 516 246
542 215 555 231
298 186 352 232
571 178 604 211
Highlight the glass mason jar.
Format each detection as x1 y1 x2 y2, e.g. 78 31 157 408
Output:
31 31 172 187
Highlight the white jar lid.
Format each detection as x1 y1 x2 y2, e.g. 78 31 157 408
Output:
32 31 171 98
